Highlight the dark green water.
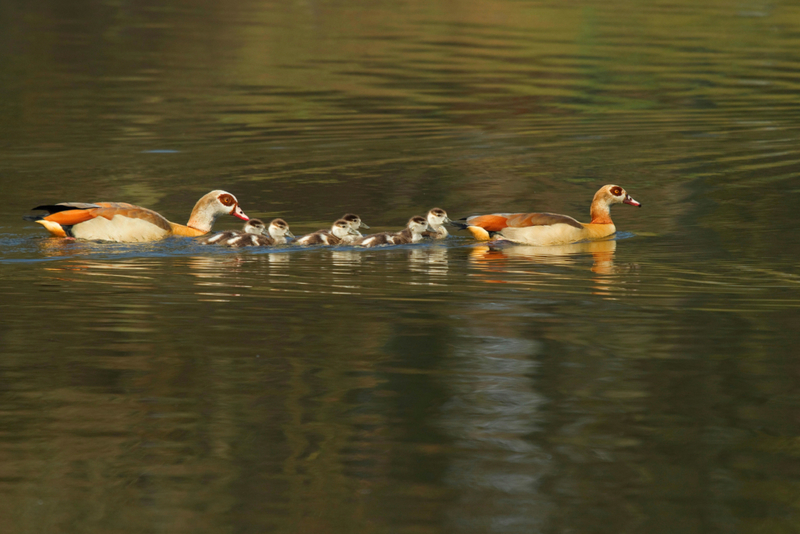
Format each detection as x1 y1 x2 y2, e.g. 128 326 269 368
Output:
1 0 800 532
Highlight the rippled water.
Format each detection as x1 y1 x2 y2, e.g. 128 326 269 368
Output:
2 0 800 532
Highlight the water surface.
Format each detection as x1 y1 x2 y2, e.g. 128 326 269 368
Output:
2 0 800 532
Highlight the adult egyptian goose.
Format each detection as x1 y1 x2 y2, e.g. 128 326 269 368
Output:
424 208 451 239
457 185 640 246
199 218 267 246
295 219 359 246
25 190 249 242
356 216 432 247
225 218 294 247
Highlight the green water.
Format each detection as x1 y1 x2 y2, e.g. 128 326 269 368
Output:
1 0 799 532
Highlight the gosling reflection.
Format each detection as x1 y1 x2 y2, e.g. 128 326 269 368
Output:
187 254 251 280
266 252 291 265
409 246 449 276
328 250 363 293
330 250 362 267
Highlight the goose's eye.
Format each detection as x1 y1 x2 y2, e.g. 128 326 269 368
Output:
610 187 622 197
219 194 235 206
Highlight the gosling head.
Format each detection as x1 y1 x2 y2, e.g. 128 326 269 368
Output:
342 213 369 230
268 218 293 238
407 215 432 235
243 218 267 235
331 219 361 239
426 207 450 229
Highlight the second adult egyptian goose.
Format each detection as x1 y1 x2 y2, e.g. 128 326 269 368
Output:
457 185 640 246
25 190 249 242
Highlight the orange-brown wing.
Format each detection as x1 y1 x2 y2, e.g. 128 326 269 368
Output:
41 209 99 226
90 205 173 231
505 212 583 229
465 214 514 232
465 212 583 231
38 203 172 232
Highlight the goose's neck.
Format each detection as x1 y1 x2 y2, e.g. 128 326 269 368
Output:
187 198 218 232
408 228 425 242
590 200 613 225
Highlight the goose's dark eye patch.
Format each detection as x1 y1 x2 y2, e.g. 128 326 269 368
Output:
219 194 235 206
610 187 622 196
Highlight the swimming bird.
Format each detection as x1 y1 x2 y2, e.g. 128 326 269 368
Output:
455 185 640 246
318 213 370 244
199 218 268 245
24 190 249 242
424 208 450 239
225 218 294 247
356 216 432 247
295 219 360 246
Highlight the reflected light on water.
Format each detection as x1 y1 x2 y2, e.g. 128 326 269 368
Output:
4 0 800 530
409 246 450 278
42 259 158 289
467 240 624 296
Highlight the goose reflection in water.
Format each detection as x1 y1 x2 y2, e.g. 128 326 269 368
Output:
470 239 617 273
186 253 294 301
188 252 292 278
35 235 168 259
469 240 621 296
42 259 159 289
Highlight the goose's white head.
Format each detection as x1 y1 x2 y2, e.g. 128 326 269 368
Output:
268 218 294 239
331 219 361 239
189 190 249 232
597 185 641 208
426 207 450 229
